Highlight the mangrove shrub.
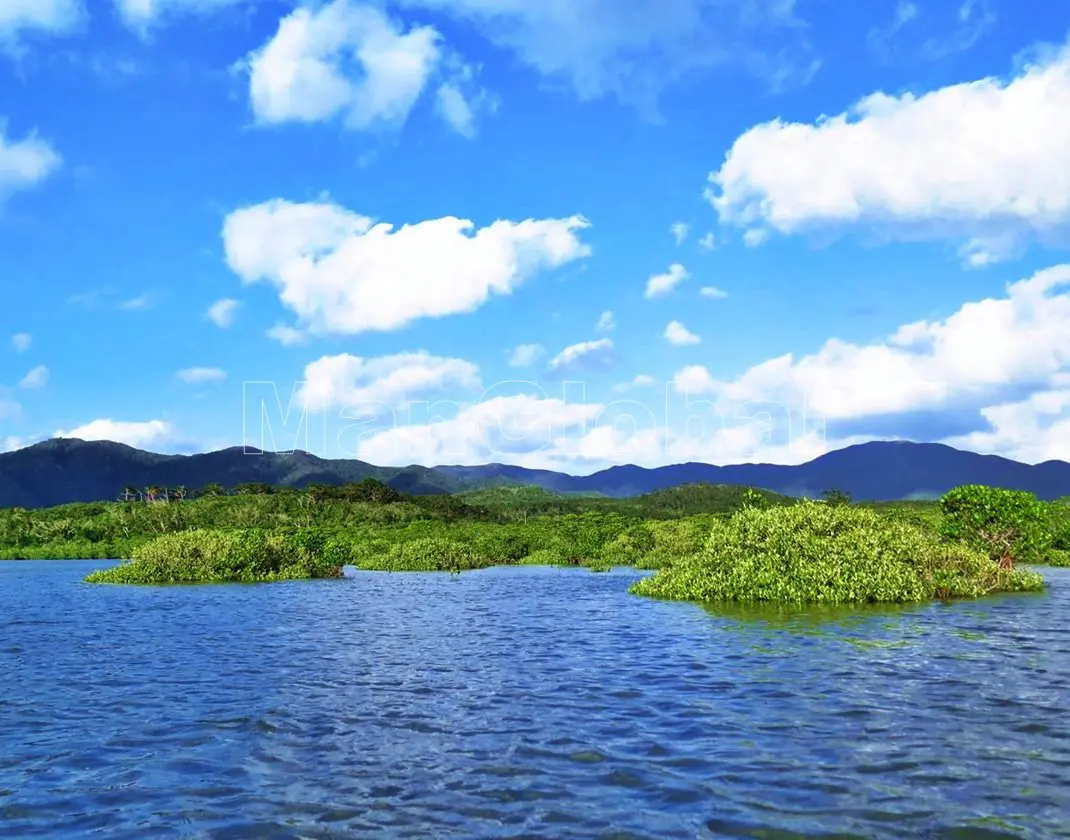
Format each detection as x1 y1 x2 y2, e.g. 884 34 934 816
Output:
85 528 347 584
632 502 1043 605
940 485 1050 568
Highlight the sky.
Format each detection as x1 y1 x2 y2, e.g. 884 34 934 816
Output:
1 0 1069 473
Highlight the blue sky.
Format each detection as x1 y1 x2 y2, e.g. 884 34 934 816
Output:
1 0 1069 472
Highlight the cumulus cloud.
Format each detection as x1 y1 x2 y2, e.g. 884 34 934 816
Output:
244 0 484 135
670 222 689 244
0 124 61 202
18 365 47 389
177 366 226 384
663 264 1070 466
0 0 80 42
508 343 544 368
391 0 818 111
223 198 591 336
697 232 715 251
707 41 1070 264
665 320 700 345
700 286 727 299
55 419 184 451
206 298 239 327
548 338 614 375
11 333 30 353
353 389 837 473
596 310 616 332
297 351 480 411
645 263 689 298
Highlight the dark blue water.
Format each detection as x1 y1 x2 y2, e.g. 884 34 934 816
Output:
1 561 1068 839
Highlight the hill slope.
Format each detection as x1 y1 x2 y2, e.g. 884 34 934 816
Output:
3 438 1070 508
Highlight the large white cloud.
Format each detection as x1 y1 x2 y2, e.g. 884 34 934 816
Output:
55 419 184 450
708 41 1070 262
353 390 840 472
222 198 591 335
244 0 484 135
392 0 816 109
0 0 80 41
298 351 480 411
664 264 1070 463
0 125 61 201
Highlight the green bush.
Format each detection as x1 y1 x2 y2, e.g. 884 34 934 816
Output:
940 485 1050 567
356 537 491 572
517 548 568 566
85 528 345 584
632 502 1043 605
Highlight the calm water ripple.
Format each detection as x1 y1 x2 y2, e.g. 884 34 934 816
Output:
1 561 1069 838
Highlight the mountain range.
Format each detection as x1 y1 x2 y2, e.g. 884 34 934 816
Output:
2 438 1069 509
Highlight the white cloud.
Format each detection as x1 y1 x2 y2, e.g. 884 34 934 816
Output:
707 41 1070 263
0 0 80 42
433 60 493 138
112 0 246 31
206 298 239 327
245 0 453 134
0 124 61 201
11 333 30 353
596 310 615 332
177 366 226 384
742 228 768 247
698 231 715 251
298 351 480 411
665 320 701 345
391 0 816 110
670 222 689 244
266 323 307 346
18 364 47 389
645 263 689 298
223 198 591 335
508 343 544 368
700 285 727 299
611 374 656 393
672 364 719 393
353 389 839 473
55 419 182 451
549 338 614 374
694 265 1070 429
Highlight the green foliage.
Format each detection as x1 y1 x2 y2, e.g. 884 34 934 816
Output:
632 502 1043 605
820 488 852 506
1044 548 1070 567
85 528 346 584
940 485 1050 568
355 537 491 572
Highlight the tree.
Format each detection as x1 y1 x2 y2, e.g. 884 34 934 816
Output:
199 483 226 497
940 485 1050 569
145 485 160 503
120 486 138 503
820 488 852 506
173 486 187 502
234 482 275 496
740 488 770 511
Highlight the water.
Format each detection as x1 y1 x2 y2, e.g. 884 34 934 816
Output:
2 561 1069 839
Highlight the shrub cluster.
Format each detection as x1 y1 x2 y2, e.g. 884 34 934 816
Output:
632 502 1043 605
85 529 347 584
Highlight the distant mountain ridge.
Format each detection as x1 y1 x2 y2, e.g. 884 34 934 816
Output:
2 438 1070 509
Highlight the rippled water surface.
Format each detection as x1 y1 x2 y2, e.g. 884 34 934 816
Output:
2 561 1069 839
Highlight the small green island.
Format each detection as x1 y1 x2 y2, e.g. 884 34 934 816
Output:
2 480 1066 604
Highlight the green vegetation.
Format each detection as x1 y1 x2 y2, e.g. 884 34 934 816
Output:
86 529 347 584
0 478 1062 600
632 502 1044 605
